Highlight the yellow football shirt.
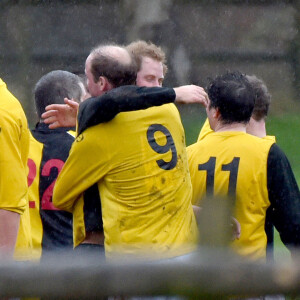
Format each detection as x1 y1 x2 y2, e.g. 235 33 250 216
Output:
0 78 32 260
197 118 213 142
27 133 44 260
187 131 275 259
54 104 198 259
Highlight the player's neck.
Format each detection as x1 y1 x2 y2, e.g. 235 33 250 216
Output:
246 118 267 138
215 122 246 133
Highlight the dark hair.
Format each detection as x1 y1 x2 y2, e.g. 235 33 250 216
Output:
90 45 137 88
246 75 271 121
207 71 255 124
34 70 83 118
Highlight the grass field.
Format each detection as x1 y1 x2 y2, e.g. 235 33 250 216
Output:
180 111 300 261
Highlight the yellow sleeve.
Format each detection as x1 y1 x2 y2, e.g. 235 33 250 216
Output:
186 144 200 205
197 118 213 142
53 127 110 212
27 134 43 260
72 194 86 247
0 112 27 214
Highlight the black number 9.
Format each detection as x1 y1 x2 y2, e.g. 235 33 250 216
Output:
147 124 177 170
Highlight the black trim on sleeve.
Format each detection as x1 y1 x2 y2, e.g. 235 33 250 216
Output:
77 85 176 135
83 184 103 232
264 206 274 261
267 143 300 248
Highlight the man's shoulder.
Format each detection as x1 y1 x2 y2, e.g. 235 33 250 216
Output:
187 131 275 155
111 102 179 124
31 124 75 145
224 132 275 154
0 99 25 121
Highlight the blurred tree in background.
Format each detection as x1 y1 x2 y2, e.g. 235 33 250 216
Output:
1 0 300 174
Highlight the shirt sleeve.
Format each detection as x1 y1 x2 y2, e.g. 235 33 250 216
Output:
53 128 110 213
0 112 27 214
267 143 300 248
77 86 176 135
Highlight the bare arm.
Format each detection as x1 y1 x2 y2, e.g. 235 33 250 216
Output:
0 210 20 257
174 85 208 106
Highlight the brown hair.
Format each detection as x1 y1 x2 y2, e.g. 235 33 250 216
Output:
246 75 271 121
126 40 168 76
90 45 137 88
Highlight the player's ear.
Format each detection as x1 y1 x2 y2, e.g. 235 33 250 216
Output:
98 76 106 91
213 108 220 119
98 76 113 92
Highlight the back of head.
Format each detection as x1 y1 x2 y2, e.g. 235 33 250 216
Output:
207 71 255 124
89 44 137 88
34 70 83 118
126 40 168 76
246 75 271 121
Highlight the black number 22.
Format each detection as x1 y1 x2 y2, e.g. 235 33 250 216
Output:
147 124 177 170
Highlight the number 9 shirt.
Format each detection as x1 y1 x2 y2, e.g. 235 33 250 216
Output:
53 103 199 259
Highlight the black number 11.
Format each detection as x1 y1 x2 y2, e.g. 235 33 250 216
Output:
198 157 240 196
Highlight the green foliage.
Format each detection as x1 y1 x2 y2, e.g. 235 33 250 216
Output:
180 107 207 146
267 114 300 183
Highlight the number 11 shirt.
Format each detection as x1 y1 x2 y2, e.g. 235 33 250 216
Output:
187 131 300 259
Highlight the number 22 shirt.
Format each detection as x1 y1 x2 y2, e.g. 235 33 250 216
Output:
28 123 77 259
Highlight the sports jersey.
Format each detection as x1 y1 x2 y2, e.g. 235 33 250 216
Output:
72 182 103 248
0 78 32 260
197 118 213 142
28 123 74 258
198 118 278 260
71 86 177 248
28 123 103 258
187 131 300 259
27 132 43 259
54 96 198 259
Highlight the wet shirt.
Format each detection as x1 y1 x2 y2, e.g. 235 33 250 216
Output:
0 78 32 260
29 123 75 258
29 123 103 259
188 131 300 259
54 98 198 259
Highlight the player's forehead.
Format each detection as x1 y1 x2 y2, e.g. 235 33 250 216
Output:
139 56 163 75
